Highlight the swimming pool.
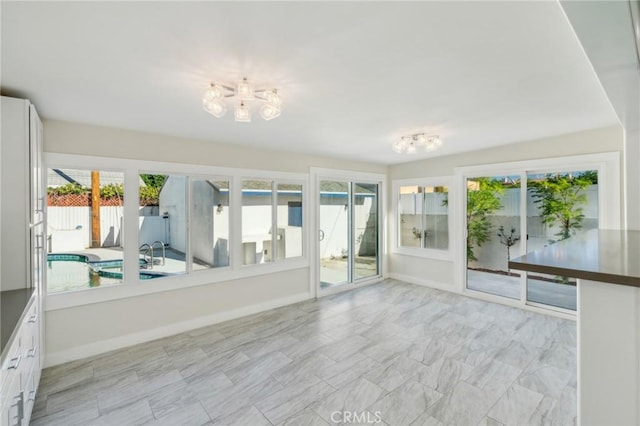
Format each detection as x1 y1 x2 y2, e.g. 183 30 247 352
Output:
47 254 160 293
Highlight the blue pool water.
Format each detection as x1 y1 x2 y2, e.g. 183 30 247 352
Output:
47 254 159 293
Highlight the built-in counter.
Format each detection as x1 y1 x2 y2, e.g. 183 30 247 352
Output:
509 229 640 426
1 288 36 362
510 229 640 287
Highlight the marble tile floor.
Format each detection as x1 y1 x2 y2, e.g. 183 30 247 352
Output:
32 279 577 426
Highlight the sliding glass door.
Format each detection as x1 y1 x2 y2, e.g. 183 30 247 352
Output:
319 180 350 288
318 179 380 291
465 169 599 312
524 170 598 311
465 175 522 300
353 183 379 281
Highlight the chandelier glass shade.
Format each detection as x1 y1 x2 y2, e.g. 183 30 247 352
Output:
392 133 442 154
202 78 282 122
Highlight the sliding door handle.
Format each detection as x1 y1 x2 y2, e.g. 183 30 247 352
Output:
318 230 325 241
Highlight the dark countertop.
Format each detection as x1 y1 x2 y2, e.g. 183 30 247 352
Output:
509 229 640 287
1 288 35 360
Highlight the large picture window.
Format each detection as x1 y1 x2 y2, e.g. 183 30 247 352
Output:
242 180 274 265
191 178 230 270
47 168 125 293
138 173 187 279
277 183 303 259
45 153 307 302
242 180 305 265
396 179 450 256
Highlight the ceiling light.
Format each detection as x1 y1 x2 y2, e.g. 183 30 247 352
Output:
393 133 442 154
204 83 225 101
260 103 281 121
236 78 254 101
234 102 251 122
202 78 282 122
203 99 227 118
263 89 282 107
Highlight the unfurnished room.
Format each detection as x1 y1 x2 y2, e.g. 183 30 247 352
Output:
1 1 639 425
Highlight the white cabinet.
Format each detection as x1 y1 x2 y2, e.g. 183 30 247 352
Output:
1 96 45 425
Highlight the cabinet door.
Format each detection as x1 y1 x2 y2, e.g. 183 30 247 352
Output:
30 223 46 368
0 377 23 426
29 105 44 226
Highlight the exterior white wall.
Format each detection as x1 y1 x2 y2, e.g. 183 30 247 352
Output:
138 216 165 248
191 180 229 266
158 175 187 253
388 126 624 291
43 120 386 365
48 206 124 249
318 199 376 260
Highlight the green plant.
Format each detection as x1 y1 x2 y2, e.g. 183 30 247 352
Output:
140 174 167 189
466 178 504 261
530 173 592 243
100 183 124 199
139 185 160 206
47 183 88 196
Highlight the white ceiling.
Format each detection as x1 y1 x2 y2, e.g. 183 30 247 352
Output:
1 1 619 165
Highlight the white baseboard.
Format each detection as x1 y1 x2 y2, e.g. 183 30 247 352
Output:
44 292 313 368
388 272 457 293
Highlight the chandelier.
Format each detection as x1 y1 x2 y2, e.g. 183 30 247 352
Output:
202 77 282 122
392 133 442 154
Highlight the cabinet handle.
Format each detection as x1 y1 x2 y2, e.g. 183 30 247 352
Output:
28 390 36 402
28 313 38 323
35 234 44 249
28 347 37 358
10 392 24 425
7 355 21 370
35 197 45 213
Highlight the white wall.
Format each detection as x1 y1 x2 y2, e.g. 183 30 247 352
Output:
388 126 624 291
42 120 625 366
48 206 124 249
45 267 309 363
44 120 388 175
43 120 387 366
158 175 187 252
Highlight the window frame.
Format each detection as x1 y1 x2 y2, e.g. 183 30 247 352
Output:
45 153 308 311
392 176 454 261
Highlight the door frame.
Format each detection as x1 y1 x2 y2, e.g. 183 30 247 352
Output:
310 168 386 298
454 152 621 315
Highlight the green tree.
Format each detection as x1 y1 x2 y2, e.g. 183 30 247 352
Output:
530 173 592 242
467 178 504 261
140 174 167 189
139 174 167 206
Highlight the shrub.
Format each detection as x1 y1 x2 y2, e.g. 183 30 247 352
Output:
100 183 124 199
47 183 88 196
139 186 160 206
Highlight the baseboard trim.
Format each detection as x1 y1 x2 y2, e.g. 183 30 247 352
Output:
388 272 457 293
44 292 313 368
